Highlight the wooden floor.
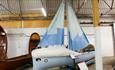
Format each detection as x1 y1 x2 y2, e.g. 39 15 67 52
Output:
16 57 115 70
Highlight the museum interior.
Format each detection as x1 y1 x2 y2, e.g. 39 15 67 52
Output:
0 0 115 70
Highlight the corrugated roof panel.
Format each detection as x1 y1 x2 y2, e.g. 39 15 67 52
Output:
21 0 43 13
78 8 93 15
0 0 9 14
7 0 20 14
0 0 114 19
75 0 92 15
100 9 110 15
46 0 61 15
73 0 78 9
81 0 92 9
107 9 115 15
99 0 112 9
113 1 115 8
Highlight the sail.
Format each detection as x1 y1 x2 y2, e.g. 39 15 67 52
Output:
67 1 89 51
40 1 64 47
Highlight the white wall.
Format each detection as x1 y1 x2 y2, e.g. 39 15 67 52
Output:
99 26 114 56
6 28 45 58
83 26 114 56
5 26 114 58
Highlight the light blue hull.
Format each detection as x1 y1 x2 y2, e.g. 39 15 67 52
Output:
32 51 95 70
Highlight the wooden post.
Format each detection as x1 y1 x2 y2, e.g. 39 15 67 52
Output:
92 0 100 27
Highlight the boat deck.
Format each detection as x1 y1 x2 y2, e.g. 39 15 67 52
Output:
16 57 115 70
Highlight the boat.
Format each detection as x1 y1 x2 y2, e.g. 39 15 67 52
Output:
32 0 95 70
29 32 40 54
32 46 94 70
0 26 40 70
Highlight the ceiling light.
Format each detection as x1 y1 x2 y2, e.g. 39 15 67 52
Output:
41 8 47 17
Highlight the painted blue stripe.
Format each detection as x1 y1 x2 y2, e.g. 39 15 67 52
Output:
67 2 89 51
81 27 89 43
69 33 89 51
40 28 64 47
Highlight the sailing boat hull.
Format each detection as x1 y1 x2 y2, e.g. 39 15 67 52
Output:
32 51 95 70
31 1 95 70
0 55 31 70
0 30 40 70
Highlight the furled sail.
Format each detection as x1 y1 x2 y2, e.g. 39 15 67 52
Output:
67 1 89 51
39 1 65 47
